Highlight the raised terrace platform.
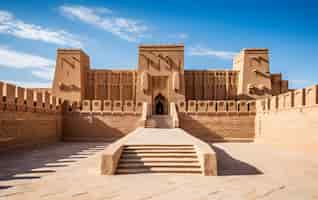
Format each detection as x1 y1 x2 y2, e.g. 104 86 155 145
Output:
100 128 217 176
1 142 318 199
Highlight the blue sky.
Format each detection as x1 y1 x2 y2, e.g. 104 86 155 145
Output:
0 0 317 88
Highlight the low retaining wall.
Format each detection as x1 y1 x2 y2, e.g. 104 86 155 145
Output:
180 113 255 142
62 113 143 141
62 100 145 141
177 100 255 142
0 111 62 152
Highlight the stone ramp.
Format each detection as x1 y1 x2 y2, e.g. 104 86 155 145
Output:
101 128 217 176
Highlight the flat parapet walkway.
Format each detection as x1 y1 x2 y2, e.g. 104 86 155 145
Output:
100 128 217 175
125 128 208 145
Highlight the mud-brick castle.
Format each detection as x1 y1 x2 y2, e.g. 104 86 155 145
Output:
52 45 289 109
1 44 317 156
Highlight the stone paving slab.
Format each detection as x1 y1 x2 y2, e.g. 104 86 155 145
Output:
125 128 203 145
0 142 318 199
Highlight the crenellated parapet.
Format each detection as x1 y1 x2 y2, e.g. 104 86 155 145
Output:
64 99 144 115
0 81 62 113
256 84 318 113
177 100 256 115
178 99 256 142
255 84 318 153
0 81 63 152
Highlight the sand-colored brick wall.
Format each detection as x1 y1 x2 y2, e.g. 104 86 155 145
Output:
0 111 62 152
255 106 318 153
62 114 142 141
184 70 239 100
85 70 137 101
255 85 318 153
180 114 255 142
0 81 62 152
178 100 255 142
62 99 144 141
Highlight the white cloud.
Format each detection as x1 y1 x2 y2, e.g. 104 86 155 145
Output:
31 68 54 81
0 46 54 69
168 33 188 39
59 5 148 42
188 46 236 60
0 46 55 83
0 10 82 47
0 79 51 88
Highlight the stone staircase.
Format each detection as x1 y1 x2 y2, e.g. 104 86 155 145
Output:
145 115 173 128
116 145 202 174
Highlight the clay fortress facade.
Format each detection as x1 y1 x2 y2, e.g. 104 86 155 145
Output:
1 44 318 175
52 45 288 108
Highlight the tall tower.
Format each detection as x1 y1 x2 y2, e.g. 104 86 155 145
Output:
136 44 185 114
233 48 272 98
52 49 90 102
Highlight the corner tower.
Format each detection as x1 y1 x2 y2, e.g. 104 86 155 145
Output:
52 49 90 102
233 48 272 98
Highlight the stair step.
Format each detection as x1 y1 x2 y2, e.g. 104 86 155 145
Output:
124 147 195 151
116 143 201 175
116 167 202 174
124 145 193 147
121 152 197 156
118 162 201 168
119 158 199 163
123 149 196 153
121 153 197 158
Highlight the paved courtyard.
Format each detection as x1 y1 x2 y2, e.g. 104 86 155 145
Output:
0 141 318 200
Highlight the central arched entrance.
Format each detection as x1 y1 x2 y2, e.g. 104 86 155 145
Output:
154 93 167 115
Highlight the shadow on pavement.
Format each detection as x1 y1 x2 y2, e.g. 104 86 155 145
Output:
0 142 109 191
210 144 263 176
